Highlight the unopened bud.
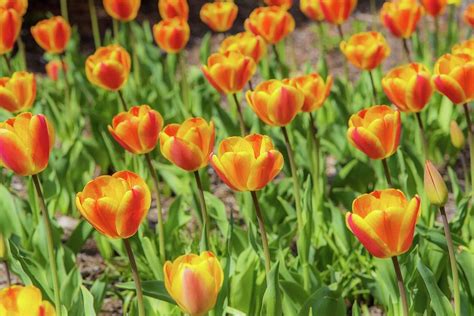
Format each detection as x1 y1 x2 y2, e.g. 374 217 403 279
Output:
450 121 465 149
424 160 448 206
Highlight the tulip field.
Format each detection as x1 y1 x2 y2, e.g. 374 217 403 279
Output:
1 0 474 315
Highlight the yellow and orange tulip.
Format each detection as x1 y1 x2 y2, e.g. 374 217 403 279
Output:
433 53 474 104
452 39 474 57
380 0 423 38
318 0 357 25
219 32 267 63
200 1 237 33
424 160 448 206
46 60 67 81
0 0 28 16
264 0 292 10
463 4 474 28
164 251 223 316
245 6 295 44
421 0 447 17
0 112 55 176
211 134 284 191
31 16 71 54
76 171 151 239
153 18 190 53
160 117 215 172
286 73 332 112
85 44 131 91
0 7 21 55
158 0 189 20
382 63 433 113
202 51 256 94
300 0 324 21
450 120 465 149
0 71 36 113
0 285 56 316
347 105 401 160
103 0 140 21
340 32 391 70
346 189 420 258
108 105 164 155
246 79 304 126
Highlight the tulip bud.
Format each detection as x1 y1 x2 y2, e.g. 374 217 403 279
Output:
244 6 295 44
0 285 56 315
300 0 324 21
103 0 141 21
153 18 190 54
158 0 189 20
319 0 357 25
380 0 423 39
0 234 6 261
450 121 465 149
340 32 391 70
219 32 267 64
0 7 22 55
264 0 292 10
0 0 28 16
46 60 67 81
31 16 71 54
0 71 37 113
200 1 238 33
464 4 474 28
286 73 333 112
421 0 447 17
424 160 448 206
451 39 474 58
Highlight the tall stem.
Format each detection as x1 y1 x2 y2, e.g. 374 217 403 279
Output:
17 37 26 70
316 22 327 69
113 19 120 44
178 53 191 116
368 71 377 103
415 112 429 160
248 80 254 91
3 55 12 74
402 39 412 62
391 256 409 316
123 239 145 316
463 103 474 198
144 153 166 262
369 0 376 30
439 206 460 316
88 0 101 49
232 93 247 136
308 113 320 202
3 261 11 286
434 17 440 57
337 25 350 83
382 158 393 187
272 44 287 78
117 90 129 111
193 171 210 249
460 154 470 194
250 191 271 274
60 0 69 23
59 54 70 107
32 174 61 316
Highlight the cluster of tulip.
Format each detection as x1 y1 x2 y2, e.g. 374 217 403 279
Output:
0 0 473 315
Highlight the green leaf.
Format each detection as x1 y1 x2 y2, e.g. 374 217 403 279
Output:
261 262 282 316
80 285 97 316
299 285 346 316
65 221 94 254
116 280 176 304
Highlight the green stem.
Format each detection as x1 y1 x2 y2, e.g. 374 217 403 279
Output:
462 103 474 198
232 93 247 136
337 25 350 83
144 153 166 262
178 52 191 116
402 39 412 63
368 71 377 104
32 174 61 316
60 0 69 22
308 113 320 202
250 191 271 274
391 256 409 316
123 239 145 316
3 261 11 286
88 0 101 49
113 19 120 44
316 22 327 68
382 158 393 187
193 171 210 249
3 54 12 75
369 0 376 30
434 17 439 57
460 154 470 194
272 44 287 78
17 37 26 70
59 54 70 107
415 112 429 160
439 206 460 316
117 90 129 111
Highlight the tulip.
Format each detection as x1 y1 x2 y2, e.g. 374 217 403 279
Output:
31 16 71 54
452 39 474 57
108 105 164 154
0 71 36 113
244 6 295 44
0 7 21 55
159 117 215 172
164 251 224 316
300 0 324 21
340 32 390 70
382 63 433 113
158 0 189 20
153 18 190 54
103 0 140 21
380 0 423 39
85 44 131 91
246 79 304 126
201 51 256 95
219 32 267 63
421 0 447 16
0 112 54 176
347 105 401 160
424 160 448 206
199 2 237 33
46 60 67 81
76 171 151 239
346 189 421 258
286 73 332 112
0 0 28 16
463 3 474 28
433 53 474 105
318 0 357 25
264 0 292 10
0 285 56 316
450 120 465 149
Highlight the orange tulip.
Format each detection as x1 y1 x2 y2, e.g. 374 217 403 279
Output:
340 32 391 70
347 105 401 160
300 0 324 21
0 0 27 16
153 18 189 54
421 0 447 16
200 2 238 33
46 60 67 81
0 112 55 176
0 7 21 55
264 0 292 10
463 3 474 28
31 16 71 54
346 189 420 258
219 32 267 63
202 51 256 94
164 251 223 316
0 71 36 113
211 134 284 191
160 117 215 172
244 6 295 44
0 285 56 316
108 105 164 154
158 0 189 20
433 53 474 104
452 39 474 57
382 63 433 113
76 171 151 239
318 0 357 25
286 73 333 112
246 79 304 126
103 0 140 21
380 0 423 38
85 44 131 91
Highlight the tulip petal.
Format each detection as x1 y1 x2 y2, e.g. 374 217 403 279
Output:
346 213 392 258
